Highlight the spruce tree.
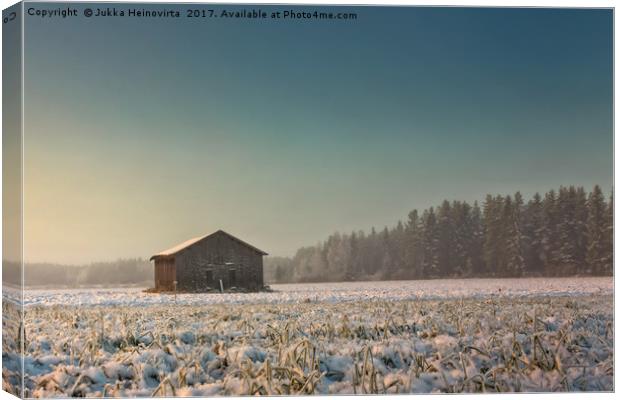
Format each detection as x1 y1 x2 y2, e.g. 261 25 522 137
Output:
405 210 422 278
574 187 589 269
451 201 471 277
469 201 485 276
347 232 359 280
421 207 440 278
483 195 503 276
523 193 545 275
557 186 578 274
586 185 607 275
380 227 393 279
542 190 560 275
504 195 525 276
437 200 454 276
392 221 407 278
602 191 613 274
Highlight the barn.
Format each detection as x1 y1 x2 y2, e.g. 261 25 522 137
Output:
150 230 268 292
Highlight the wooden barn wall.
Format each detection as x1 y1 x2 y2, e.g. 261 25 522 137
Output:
174 232 264 291
154 258 176 291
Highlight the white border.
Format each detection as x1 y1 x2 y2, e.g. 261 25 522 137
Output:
0 1 617 400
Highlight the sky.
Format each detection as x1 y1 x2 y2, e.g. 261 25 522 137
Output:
21 4 613 264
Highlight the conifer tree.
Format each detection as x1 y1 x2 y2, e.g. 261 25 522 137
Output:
574 187 589 269
601 191 613 274
603 189 614 275
405 210 422 278
483 195 503 276
586 185 607 274
391 221 407 278
504 195 525 276
469 201 485 276
542 190 560 274
422 207 440 277
380 227 393 279
557 186 577 273
451 201 471 276
523 193 545 275
437 200 455 276
346 232 359 280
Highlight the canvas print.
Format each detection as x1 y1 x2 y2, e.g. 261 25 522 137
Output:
1 1 614 398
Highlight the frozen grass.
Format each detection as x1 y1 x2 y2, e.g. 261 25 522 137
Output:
2 299 22 397
1 289 614 396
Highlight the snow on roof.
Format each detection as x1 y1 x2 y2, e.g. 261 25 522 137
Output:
151 235 207 259
150 230 268 261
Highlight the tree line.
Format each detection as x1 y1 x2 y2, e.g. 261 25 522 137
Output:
3 258 153 288
264 185 613 283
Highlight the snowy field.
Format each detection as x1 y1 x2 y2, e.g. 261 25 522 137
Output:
2 278 614 396
11 277 615 308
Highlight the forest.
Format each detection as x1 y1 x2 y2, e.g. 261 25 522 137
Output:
264 185 613 283
3 258 153 288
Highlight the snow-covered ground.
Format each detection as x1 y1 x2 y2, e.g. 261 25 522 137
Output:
12 277 614 308
2 278 614 396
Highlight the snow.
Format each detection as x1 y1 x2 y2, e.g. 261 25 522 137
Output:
150 235 207 258
2 277 614 396
13 276 614 308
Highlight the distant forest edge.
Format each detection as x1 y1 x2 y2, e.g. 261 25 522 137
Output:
2 185 613 288
264 185 613 283
3 259 153 288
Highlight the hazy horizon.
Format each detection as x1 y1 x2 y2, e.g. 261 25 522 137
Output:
21 5 612 264
9 183 612 264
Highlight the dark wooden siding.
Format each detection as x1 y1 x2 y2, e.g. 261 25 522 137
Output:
173 231 264 292
154 258 176 291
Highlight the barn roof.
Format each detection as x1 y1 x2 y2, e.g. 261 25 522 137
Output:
150 230 268 261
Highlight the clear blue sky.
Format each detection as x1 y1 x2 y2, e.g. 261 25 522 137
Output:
22 5 613 263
